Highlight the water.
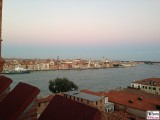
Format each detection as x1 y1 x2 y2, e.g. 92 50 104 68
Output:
3 64 160 96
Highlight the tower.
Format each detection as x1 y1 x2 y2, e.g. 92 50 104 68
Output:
0 0 4 73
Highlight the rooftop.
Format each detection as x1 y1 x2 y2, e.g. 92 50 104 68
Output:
102 111 144 120
37 95 54 103
0 75 12 94
64 91 103 102
81 89 106 97
104 88 160 111
132 78 160 86
80 88 160 111
0 82 40 120
39 95 101 120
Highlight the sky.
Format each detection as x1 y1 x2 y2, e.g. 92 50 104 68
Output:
1 0 160 60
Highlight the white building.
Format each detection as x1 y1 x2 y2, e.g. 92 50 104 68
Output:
131 78 160 95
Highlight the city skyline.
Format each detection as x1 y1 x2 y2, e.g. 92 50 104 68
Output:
2 0 160 60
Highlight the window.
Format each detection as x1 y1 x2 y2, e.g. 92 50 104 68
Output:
149 87 151 89
145 86 147 89
81 99 83 102
100 100 102 103
77 98 79 101
153 87 156 90
142 86 144 88
96 101 98 105
74 97 75 100
87 100 89 104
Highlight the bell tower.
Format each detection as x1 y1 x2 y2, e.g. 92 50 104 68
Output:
0 0 4 73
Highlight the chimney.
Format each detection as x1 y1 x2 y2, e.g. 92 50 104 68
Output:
150 80 155 86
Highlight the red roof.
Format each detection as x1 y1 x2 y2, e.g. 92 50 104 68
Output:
132 78 160 86
104 89 160 111
103 111 144 120
0 82 40 120
81 89 105 97
37 95 54 103
39 95 101 120
0 75 12 94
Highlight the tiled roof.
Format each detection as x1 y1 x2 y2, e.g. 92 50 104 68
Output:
39 95 101 120
64 91 103 101
104 89 160 111
0 82 40 120
102 111 144 120
132 78 160 86
81 89 105 96
0 75 12 94
37 95 54 103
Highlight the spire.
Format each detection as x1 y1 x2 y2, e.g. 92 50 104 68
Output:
0 0 5 73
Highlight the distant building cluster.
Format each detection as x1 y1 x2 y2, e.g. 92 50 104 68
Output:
3 58 136 71
0 76 160 120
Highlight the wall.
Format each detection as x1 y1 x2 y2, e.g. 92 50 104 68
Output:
64 94 105 111
115 103 146 119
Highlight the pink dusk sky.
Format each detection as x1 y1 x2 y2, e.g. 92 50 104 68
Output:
1 0 160 60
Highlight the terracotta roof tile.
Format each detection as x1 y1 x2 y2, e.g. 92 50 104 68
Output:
0 82 40 120
104 89 160 111
0 75 12 94
37 95 54 103
132 78 160 86
39 95 101 120
81 89 105 96
81 88 160 111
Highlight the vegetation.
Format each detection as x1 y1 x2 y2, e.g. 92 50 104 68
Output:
49 77 78 93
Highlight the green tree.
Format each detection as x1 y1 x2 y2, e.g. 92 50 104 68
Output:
49 77 78 93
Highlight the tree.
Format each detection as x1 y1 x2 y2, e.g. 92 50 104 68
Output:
49 77 78 93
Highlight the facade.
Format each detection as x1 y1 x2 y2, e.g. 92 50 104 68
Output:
63 91 105 111
81 89 114 113
131 78 160 95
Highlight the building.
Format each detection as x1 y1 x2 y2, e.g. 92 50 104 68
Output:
63 91 105 111
81 90 114 113
0 82 40 120
39 95 101 120
131 78 160 95
104 88 160 119
0 75 12 101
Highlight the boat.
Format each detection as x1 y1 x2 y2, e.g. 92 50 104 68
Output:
2 67 31 74
121 63 135 68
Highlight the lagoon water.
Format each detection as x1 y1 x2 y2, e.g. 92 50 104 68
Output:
3 64 160 96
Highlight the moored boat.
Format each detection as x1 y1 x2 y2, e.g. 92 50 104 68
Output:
2 67 31 74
